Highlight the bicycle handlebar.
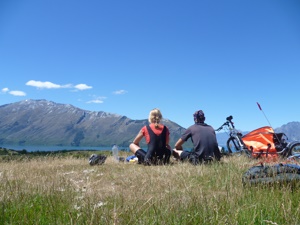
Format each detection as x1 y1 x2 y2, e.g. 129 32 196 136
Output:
215 121 229 131
215 115 235 131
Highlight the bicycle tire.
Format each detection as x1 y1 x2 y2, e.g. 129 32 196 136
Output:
288 142 300 157
227 137 242 154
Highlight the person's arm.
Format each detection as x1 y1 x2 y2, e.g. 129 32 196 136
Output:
174 138 184 150
214 146 221 161
172 138 185 159
166 144 171 150
132 130 143 146
166 127 171 150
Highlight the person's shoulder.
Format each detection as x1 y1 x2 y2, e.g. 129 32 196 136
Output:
194 123 213 129
141 125 148 131
205 124 216 131
185 124 195 131
203 123 213 128
163 124 170 131
159 124 167 130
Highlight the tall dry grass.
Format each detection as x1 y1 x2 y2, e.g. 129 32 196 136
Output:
1 154 300 224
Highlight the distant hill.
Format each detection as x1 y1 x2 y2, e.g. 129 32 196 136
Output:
0 99 299 149
274 122 300 142
0 99 188 148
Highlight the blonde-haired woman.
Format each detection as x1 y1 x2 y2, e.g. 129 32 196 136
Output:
129 108 171 165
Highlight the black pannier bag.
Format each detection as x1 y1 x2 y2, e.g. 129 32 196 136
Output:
89 154 107 166
242 163 300 186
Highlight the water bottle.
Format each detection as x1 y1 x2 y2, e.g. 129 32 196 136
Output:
112 144 119 161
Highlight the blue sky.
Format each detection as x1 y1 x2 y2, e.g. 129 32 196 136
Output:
0 0 299 132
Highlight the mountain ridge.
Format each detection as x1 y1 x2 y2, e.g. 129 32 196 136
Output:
0 99 187 147
0 99 299 148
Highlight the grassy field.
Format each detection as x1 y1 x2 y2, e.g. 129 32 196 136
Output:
1 149 300 225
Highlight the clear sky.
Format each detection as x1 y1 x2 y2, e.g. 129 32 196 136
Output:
1 0 299 132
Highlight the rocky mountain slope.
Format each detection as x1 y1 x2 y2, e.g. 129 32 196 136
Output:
0 99 299 148
0 99 186 147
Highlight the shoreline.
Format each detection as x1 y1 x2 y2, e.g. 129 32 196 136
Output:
0 145 130 152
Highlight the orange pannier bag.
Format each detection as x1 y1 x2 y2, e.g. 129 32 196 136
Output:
242 126 278 160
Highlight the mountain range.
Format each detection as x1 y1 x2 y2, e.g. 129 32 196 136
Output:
0 99 299 148
0 99 187 148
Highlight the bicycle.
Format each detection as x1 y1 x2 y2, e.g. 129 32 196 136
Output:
215 115 251 157
216 115 300 159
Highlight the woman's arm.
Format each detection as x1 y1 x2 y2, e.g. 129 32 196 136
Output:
132 130 143 146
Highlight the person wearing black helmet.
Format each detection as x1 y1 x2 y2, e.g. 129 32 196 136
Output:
172 110 221 165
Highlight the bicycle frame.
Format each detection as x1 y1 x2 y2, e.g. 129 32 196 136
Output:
215 116 250 156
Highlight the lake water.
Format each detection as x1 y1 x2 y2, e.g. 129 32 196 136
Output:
1 145 227 153
0 145 130 152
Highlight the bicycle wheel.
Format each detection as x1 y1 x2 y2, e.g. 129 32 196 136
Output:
227 137 242 154
288 142 300 156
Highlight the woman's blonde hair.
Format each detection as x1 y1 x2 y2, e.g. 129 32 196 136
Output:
148 108 162 128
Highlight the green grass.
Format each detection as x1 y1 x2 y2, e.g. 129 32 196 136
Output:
0 149 300 224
